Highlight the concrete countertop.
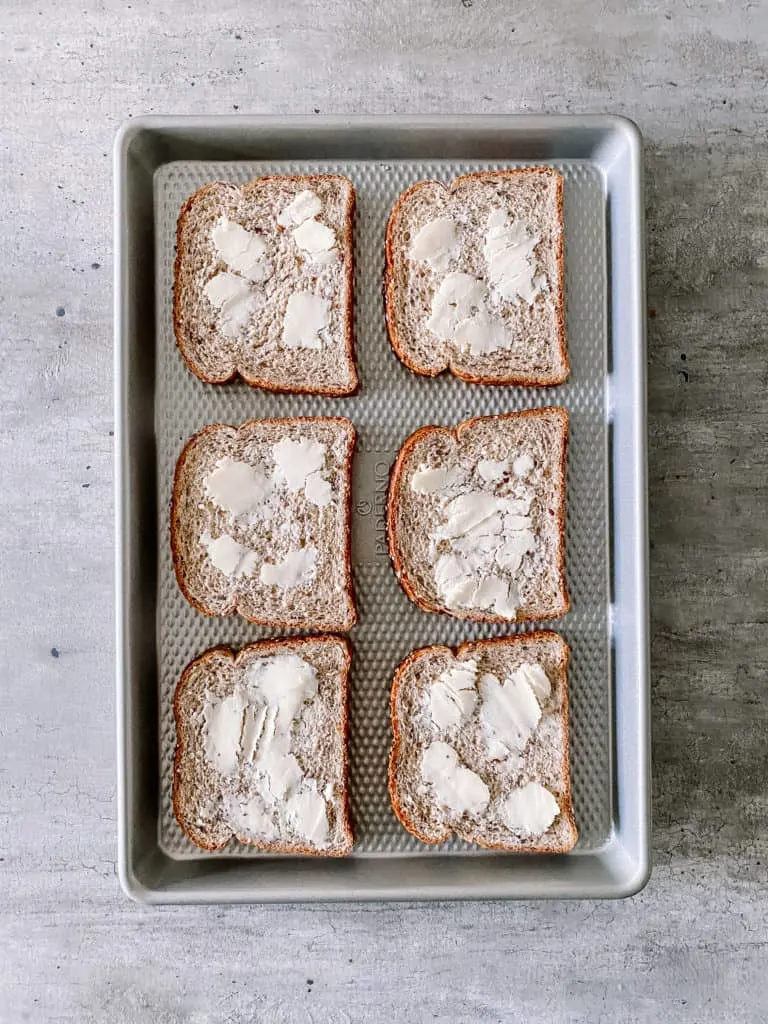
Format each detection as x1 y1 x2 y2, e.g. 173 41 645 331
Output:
1 1 766 1021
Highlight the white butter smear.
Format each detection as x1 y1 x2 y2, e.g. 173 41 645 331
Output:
479 670 542 755
211 217 271 283
203 691 247 776
426 272 487 339
499 781 559 836
201 531 259 577
199 437 333 579
271 438 326 492
278 189 337 264
484 209 546 306
228 795 279 842
409 460 537 618
260 545 318 589
293 218 336 261
204 458 272 516
201 654 332 848
477 459 508 484
281 292 330 350
204 218 272 339
512 453 535 478
417 206 551 355
203 272 259 338
411 466 462 494
429 661 479 729
417 652 559 835
277 190 323 228
421 741 490 816
304 472 332 508
410 217 457 273
285 782 329 846
424 272 510 357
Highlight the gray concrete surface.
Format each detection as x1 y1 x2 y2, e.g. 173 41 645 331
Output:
1 1 767 1021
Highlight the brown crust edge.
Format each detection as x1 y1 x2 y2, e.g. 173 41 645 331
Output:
384 167 569 387
388 631 577 852
386 408 570 624
173 175 359 397
170 416 358 631
173 635 354 856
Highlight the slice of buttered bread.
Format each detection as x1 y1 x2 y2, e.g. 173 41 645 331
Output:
174 175 357 395
389 632 577 852
385 168 567 385
387 408 569 624
174 636 353 855
171 417 356 631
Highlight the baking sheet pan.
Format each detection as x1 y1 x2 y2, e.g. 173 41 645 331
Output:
115 116 648 901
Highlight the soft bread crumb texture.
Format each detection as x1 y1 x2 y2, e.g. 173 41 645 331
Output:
174 175 357 394
385 168 567 385
171 417 357 631
387 408 569 624
173 636 353 855
389 632 577 852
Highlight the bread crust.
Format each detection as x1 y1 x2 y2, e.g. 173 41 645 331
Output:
170 416 358 630
386 408 570 623
384 168 568 386
173 635 354 856
174 175 358 396
388 631 577 852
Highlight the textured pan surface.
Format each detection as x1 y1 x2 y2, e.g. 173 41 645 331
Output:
153 157 609 859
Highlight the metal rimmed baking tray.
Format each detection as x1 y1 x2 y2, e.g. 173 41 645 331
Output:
115 115 648 903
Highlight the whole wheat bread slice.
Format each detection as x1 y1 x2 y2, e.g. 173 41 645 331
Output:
387 408 569 624
171 417 357 631
389 632 577 852
174 636 353 855
174 175 357 395
385 168 567 385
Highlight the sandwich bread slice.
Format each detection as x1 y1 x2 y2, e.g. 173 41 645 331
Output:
389 632 577 852
171 417 357 631
174 636 353 855
174 175 357 394
385 168 567 385
387 408 569 624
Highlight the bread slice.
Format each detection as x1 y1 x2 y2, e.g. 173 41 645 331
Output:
173 636 353 855
174 175 357 395
389 632 576 852
171 417 357 631
387 408 569 624
385 168 567 385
